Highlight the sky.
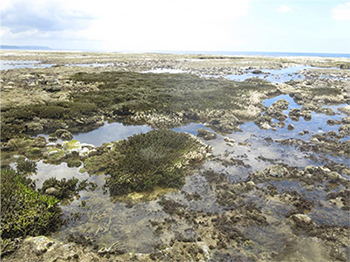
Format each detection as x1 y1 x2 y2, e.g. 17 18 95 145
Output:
0 0 350 53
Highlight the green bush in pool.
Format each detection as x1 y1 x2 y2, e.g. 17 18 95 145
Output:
97 129 207 196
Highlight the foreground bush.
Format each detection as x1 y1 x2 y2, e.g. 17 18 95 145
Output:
0 167 63 257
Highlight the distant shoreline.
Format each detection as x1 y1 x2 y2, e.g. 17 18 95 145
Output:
1 47 349 58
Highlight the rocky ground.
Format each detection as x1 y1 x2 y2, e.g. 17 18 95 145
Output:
1 50 349 261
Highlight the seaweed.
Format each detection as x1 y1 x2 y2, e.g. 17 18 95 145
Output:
84 129 207 196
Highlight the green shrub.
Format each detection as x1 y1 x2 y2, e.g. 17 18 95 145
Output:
0 168 62 255
16 158 37 174
96 129 205 196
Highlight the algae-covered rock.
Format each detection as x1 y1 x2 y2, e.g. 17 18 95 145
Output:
197 128 217 140
339 105 350 115
339 124 350 136
25 147 43 158
266 165 289 178
55 129 73 140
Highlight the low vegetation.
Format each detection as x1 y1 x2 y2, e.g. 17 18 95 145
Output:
0 166 63 257
84 129 208 196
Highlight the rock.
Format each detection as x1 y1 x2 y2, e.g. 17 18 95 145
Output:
55 129 73 140
24 236 54 255
251 69 263 74
327 119 341 125
246 181 255 189
266 165 289 178
339 124 350 136
45 187 60 197
310 137 319 143
305 165 319 174
48 134 58 141
303 112 311 121
224 137 235 143
277 121 285 128
261 122 272 130
226 142 235 147
339 105 350 115
287 124 294 130
320 107 335 116
44 86 62 92
197 128 217 140
342 117 350 124
292 213 312 225
271 99 289 111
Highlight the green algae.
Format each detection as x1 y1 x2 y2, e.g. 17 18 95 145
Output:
83 129 208 196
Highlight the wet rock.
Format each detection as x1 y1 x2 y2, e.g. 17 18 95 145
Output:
287 124 294 130
339 124 350 136
55 129 73 140
339 105 350 115
303 112 311 121
289 108 302 121
45 187 60 197
342 117 350 124
320 107 335 116
197 129 217 140
271 99 289 111
291 213 312 225
259 122 272 130
26 236 54 255
251 69 263 74
48 133 58 141
266 165 289 178
224 137 235 146
43 86 62 92
246 181 256 189
327 119 341 125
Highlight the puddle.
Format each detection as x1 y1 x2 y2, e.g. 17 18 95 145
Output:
225 66 348 83
143 68 186 74
66 63 115 68
72 122 152 146
225 66 312 83
0 60 54 70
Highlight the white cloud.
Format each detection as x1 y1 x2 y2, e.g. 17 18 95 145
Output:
331 2 350 21
276 5 293 13
1 0 251 51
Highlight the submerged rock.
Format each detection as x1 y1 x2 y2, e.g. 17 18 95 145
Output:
197 128 217 140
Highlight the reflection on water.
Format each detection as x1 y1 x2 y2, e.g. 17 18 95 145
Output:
143 68 186 74
72 122 152 146
226 66 313 83
0 60 54 70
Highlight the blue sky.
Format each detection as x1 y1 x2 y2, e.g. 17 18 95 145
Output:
1 0 349 53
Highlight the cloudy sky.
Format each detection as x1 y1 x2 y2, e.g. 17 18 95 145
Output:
1 0 349 53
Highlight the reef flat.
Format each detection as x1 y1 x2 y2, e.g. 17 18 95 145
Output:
1 50 349 261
